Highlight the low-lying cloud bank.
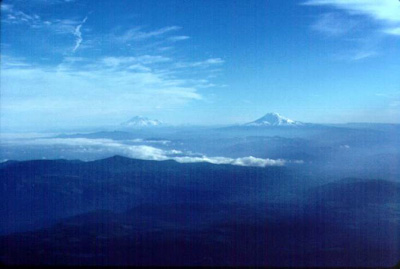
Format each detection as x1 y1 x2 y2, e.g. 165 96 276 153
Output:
173 155 285 167
7 138 291 167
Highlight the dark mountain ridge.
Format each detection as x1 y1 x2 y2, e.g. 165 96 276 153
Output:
1 156 399 266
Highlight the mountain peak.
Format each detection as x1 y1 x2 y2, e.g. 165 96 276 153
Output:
245 112 303 126
121 116 162 128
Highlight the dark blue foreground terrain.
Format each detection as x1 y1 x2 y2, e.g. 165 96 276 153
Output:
1 156 399 266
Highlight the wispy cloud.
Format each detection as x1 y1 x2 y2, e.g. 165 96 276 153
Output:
1 7 42 26
17 0 76 4
72 16 88 53
113 26 181 43
1 3 13 12
304 0 400 60
1 56 203 127
304 0 400 36
1 4 86 40
384 27 400 36
169 35 190 42
351 50 377 60
333 49 378 61
375 91 400 110
311 12 357 36
175 58 225 68
101 55 171 68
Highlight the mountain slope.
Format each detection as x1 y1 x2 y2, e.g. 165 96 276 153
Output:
1 157 399 266
0 155 290 235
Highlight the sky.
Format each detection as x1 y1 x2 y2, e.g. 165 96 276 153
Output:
1 0 399 131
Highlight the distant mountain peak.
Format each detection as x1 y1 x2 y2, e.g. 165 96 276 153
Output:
245 112 303 126
121 116 162 128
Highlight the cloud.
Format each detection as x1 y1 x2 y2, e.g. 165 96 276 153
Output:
49 19 82 34
0 55 32 68
311 13 357 36
304 0 400 36
101 55 171 68
389 100 400 108
384 27 400 36
375 91 400 111
169 36 190 42
350 50 377 60
1 8 42 26
304 0 399 60
72 16 88 53
1 4 87 42
6 137 288 167
113 26 181 43
1 4 13 12
333 49 378 61
15 0 76 4
1 5 225 130
0 56 203 128
130 139 171 145
175 58 225 68
232 156 286 167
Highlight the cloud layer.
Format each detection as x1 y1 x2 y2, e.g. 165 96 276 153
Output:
1 60 202 127
6 137 287 167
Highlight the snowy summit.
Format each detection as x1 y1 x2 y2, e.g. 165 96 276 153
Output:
245 113 303 126
121 116 163 128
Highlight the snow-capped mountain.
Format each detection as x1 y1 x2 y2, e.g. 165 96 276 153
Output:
121 116 163 128
245 113 303 126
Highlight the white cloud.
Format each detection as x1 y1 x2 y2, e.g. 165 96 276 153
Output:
72 16 88 53
50 19 82 34
375 91 400 110
232 156 286 167
304 0 400 36
384 27 400 36
311 13 357 36
0 55 32 68
175 58 225 68
5 137 288 167
1 4 77 34
18 0 76 4
201 58 225 65
304 0 399 60
389 100 400 108
101 55 171 68
290 160 305 164
169 36 190 42
351 50 377 60
1 4 88 52
113 26 181 43
127 64 151 72
2 9 41 25
1 4 13 11
333 49 378 61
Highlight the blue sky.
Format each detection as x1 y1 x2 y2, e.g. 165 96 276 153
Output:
1 0 399 131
